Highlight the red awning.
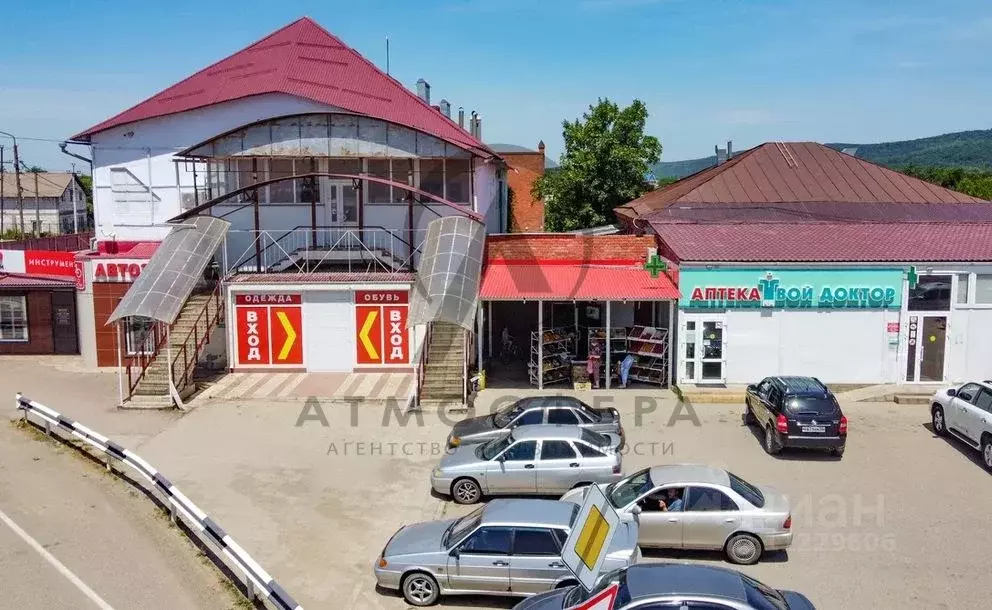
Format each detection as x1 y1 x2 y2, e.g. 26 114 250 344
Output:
479 262 679 301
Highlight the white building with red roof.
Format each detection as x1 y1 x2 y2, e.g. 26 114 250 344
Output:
66 17 506 405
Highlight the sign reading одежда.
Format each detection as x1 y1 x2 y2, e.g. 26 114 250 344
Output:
355 290 410 366
561 483 622 592
235 294 303 366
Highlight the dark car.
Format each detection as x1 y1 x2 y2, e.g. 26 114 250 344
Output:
446 396 622 448
514 563 816 610
744 376 847 457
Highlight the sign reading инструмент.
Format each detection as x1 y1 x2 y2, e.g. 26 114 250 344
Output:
680 268 905 309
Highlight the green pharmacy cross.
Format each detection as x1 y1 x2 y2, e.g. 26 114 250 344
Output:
907 266 919 290
644 254 668 279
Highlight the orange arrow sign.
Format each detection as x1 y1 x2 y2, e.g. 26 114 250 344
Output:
275 310 297 360
359 309 379 361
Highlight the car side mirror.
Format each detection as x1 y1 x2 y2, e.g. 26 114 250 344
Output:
946 388 957 397
746 384 757 393
631 504 642 515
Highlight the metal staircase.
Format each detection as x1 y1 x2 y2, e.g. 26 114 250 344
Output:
417 322 468 408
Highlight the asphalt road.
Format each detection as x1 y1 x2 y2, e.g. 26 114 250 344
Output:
0 420 232 610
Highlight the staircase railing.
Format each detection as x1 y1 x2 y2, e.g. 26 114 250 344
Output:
414 322 434 408
170 282 225 392
125 321 169 399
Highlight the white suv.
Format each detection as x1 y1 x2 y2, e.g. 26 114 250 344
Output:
930 380 992 471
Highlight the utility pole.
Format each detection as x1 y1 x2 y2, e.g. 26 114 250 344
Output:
1 145 5 237
13 144 24 237
71 162 78 233
33 169 41 237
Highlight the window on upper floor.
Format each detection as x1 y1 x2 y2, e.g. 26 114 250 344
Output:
975 274 992 305
267 158 296 204
419 158 444 199
446 158 471 203
367 159 391 204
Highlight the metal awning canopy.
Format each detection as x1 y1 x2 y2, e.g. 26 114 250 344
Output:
408 216 485 331
108 216 230 325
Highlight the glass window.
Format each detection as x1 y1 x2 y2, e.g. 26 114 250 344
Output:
686 487 739 512
445 158 471 203
458 527 512 555
125 316 157 354
392 158 414 200
576 443 606 458
367 159 391 203
0 296 28 341
957 274 970 304
548 409 579 425
973 389 992 414
512 529 560 555
955 383 982 403
608 468 653 508
540 440 577 460
975 274 992 304
513 410 544 426
327 158 361 175
784 396 839 416
444 506 483 548
551 528 568 549
908 274 952 311
296 160 319 203
580 429 610 448
728 472 765 508
480 436 512 460
501 440 537 461
341 183 359 223
419 159 444 198
267 158 296 203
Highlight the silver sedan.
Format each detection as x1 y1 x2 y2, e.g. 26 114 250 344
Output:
432 424 623 504
374 499 641 606
560 464 793 564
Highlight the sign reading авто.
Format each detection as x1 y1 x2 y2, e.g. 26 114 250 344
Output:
680 268 904 310
562 483 622 592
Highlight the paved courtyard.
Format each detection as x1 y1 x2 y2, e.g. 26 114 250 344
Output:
3 358 991 609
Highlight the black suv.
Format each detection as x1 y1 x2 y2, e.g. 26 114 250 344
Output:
744 376 847 457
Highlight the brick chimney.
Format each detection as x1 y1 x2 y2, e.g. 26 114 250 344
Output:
416 79 430 104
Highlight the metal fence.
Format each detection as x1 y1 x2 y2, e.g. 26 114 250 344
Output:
0 231 92 251
15 393 303 610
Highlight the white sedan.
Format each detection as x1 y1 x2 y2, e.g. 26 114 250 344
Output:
930 380 992 471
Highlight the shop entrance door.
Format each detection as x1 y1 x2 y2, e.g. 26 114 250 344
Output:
50 291 78 354
681 315 726 384
905 315 947 382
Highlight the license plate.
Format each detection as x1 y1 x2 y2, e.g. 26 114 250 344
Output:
801 425 826 433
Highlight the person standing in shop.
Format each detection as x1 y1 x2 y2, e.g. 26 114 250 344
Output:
587 343 603 389
619 353 635 388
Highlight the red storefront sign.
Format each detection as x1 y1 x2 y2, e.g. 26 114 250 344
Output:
93 260 149 283
355 290 410 366
887 322 900 333
0 249 77 279
74 261 86 290
234 294 303 366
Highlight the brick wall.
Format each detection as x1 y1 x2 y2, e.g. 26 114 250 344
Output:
504 146 546 232
0 290 54 354
93 283 129 366
486 234 660 263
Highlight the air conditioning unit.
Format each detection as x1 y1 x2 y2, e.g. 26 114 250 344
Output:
181 192 197 211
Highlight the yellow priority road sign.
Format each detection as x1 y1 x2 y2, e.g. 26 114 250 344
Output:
561 483 622 591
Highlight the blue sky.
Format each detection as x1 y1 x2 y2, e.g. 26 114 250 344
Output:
2 0 991 171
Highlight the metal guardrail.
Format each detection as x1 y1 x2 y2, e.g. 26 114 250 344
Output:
14 393 303 610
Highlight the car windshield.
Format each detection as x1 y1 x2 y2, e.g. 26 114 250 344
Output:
479 435 513 460
607 468 653 508
443 506 483 548
580 428 610 449
740 573 789 610
564 569 630 607
728 472 765 508
784 396 838 416
493 403 524 427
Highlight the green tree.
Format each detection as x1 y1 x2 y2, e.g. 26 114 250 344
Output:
535 99 661 231
900 165 992 200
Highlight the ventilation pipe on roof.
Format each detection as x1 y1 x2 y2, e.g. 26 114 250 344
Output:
439 99 451 118
470 111 478 137
416 78 431 104
715 144 728 165
474 115 482 140
458 107 465 129
727 140 733 158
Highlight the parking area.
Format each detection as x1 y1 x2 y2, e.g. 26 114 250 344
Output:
4 360 990 609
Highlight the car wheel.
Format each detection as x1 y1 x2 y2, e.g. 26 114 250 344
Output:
931 405 946 437
743 404 756 425
402 572 440 606
725 533 763 565
451 478 482 504
982 436 992 472
763 426 781 455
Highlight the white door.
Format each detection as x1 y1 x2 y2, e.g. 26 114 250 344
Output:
681 315 727 384
304 291 354 371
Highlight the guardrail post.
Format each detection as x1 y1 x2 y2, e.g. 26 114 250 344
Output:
246 580 255 600
169 500 177 524
44 419 51 436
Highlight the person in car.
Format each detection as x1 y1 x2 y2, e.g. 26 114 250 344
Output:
657 488 684 512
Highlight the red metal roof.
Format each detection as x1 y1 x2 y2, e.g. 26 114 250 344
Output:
640 201 992 224
72 18 493 157
651 222 992 263
618 142 986 220
0 273 75 289
480 262 679 301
